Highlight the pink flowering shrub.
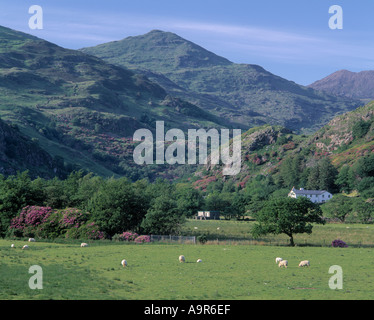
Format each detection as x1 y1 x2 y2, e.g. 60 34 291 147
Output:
59 208 90 229
120 231 139 241
10 206 105 240
10 206 54 237
112 231 139 242
134 235 151 243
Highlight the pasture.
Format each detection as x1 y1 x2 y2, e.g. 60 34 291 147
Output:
183 219 374 246
0 239 373 300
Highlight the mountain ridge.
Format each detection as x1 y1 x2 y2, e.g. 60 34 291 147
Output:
0 25 227 180
308 69 374 101
81 30 362 134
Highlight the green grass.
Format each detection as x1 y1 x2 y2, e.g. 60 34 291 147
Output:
1 239 373 300
182 219 374 247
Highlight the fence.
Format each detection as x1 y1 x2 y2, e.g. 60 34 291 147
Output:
150 235 196 244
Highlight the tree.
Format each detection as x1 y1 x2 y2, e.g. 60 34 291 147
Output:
335 165 353 193
252 197 325 246
0 171 42 236
352 198 373 224
307 158 338 193
87 177 147 236
318 158 338 193
174 183 204 218
204 191 232 218
278 155 305 188
321 194 353 222
352 120 371 139
141 195 185 235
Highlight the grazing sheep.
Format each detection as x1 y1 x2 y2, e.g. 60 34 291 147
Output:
278 260 288 268
11 244 15 248
28 238 35 242
22 245 29 250
179 255 185 263
197 259 202 263
275 257 283 264
80 243 88 247
298 260 310 267
121 259 128 267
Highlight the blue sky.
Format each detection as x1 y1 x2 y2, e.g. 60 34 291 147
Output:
0 0 373 85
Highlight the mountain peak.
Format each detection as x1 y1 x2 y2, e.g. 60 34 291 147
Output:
309 69 374 100
81 30 232 71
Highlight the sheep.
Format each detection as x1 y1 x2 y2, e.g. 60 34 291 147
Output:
179 255 185 263
298 260 310 267
197 259 202 263
121 259 128 267
278 260 288 268
28 238 35 242
22 245 29 250
275 257 283 264
11 244 15 248
80 243 88 247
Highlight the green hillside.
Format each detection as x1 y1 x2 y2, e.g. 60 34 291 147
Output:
0 26 226 180
189 101 374 201
0 118 62 178
81 30 362 134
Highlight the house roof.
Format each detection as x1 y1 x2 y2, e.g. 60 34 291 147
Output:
290 187 329 195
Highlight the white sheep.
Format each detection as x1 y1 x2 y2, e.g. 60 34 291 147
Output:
298 260 310 267
278 260 288 268
121 259 128 267
22 245 29 250
28 238 35 242
11 244 15 248
179 255 185 263
80 243 88 247
275 257 283 264
197 259 202 263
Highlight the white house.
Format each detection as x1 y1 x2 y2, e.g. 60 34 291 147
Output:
288 187 333 204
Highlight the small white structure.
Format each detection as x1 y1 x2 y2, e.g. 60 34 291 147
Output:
288 187 333 204
197 259 202 263
121 259 128 267
28 238 35 242
195 211 220 220
179 255 185 263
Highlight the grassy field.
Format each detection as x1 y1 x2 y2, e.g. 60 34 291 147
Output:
1 239 373 300
182 219 374 247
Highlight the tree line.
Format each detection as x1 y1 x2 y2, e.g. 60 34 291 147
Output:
0 151 373 241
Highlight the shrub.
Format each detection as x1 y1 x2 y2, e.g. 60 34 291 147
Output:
331 239 348 248
113 231 139 242
9 206 105 240
10 206 54 237
197 234 208 244
134 235 151 243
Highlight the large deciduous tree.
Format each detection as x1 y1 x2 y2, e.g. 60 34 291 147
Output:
251 196 325 246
